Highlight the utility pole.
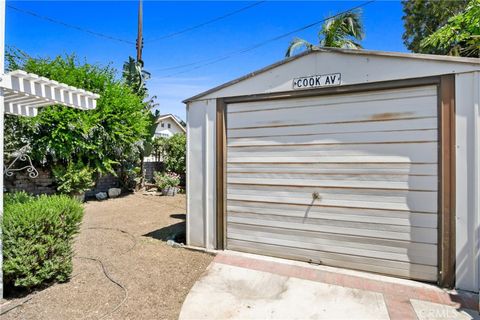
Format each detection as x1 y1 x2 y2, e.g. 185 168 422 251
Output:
136 0 143 64
136 0 146 188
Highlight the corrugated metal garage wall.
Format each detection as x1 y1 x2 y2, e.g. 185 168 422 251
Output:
225 85 439 281
186 51 480 291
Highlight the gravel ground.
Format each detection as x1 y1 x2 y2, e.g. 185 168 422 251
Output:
2 193 214 320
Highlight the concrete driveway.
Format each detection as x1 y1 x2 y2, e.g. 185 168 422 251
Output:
180 252 479 320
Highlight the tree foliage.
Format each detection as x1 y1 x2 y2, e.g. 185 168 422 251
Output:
122 56 148 98
52 162 95 194
152 134 186 175
421 0 480 57
286 11 364 57
122 56 159 187
401 0 469 54
4 50 151 190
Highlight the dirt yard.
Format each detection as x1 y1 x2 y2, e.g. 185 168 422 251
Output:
2 193 214 320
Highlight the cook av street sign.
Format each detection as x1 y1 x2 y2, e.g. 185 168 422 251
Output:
292 73 341 90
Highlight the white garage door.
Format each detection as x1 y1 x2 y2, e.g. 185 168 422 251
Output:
225 85 439 281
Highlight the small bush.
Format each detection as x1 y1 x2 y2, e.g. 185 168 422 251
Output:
154 172 180 190
4 191 34 206
52 162 95 195
164 134 186 175
3 193 84 293
152 133 186 175
119 165 142 191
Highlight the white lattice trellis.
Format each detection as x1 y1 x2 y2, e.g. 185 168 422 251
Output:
1 70 99 117
0 71 100 177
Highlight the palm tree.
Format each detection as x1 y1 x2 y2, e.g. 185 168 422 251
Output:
286 11 364 57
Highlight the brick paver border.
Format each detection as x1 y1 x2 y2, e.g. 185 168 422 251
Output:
214 253 479 319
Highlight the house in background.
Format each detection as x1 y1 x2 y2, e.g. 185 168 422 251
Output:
154 114 186 138
144 114 186 166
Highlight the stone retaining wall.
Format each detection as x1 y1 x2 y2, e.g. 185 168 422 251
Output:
4 169 56 195
4 169 122 196
5 163 170 195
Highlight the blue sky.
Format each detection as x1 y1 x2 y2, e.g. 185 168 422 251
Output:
6 1 406 120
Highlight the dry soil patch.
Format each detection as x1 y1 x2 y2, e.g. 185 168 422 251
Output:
2 193 213 320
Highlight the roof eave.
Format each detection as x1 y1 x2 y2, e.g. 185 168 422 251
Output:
183 50 312 104
183 47 480 103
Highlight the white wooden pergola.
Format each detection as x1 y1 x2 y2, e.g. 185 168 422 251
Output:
1 70 99 117
1 69 99 178
0 0 100 298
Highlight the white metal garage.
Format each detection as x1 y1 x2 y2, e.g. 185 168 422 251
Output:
185 48 480 292
226 85 439 281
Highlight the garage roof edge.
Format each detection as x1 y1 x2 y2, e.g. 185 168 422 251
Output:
183 48 480 103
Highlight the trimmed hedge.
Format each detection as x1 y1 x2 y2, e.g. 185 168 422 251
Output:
4 191 33 206
3 192 84 292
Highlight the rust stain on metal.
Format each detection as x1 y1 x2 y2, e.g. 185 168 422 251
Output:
370 112 414 121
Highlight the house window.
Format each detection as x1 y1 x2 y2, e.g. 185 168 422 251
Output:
161 122 164 128
168 123 171 129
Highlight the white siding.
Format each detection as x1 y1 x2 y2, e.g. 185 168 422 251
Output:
186 100 217 248
455 72 480 292
154 117 184 137
225 86 439 281
198 52 480 101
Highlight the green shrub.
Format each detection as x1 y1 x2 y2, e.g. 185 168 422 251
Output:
4 191 34 206
119 165 142 191
52 162 95 194
3 194 84 292
5 51 151 179
152 133 186 175
154 172 180 190
164 134 186 175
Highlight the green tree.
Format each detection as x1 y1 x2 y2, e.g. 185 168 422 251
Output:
122 56 158 187
401 0 469 54
152 133 186 175
286 11 364 57
421 0 480 57
122 56 151 99
5 50 151 187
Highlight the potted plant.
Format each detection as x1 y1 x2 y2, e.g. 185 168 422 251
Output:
154 172 180 196
52 162 95 202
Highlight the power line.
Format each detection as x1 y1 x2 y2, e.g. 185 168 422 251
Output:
7 4 135 45
146 1 266 42
157 0 375 79
8 2 266 48
152 54 230 72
